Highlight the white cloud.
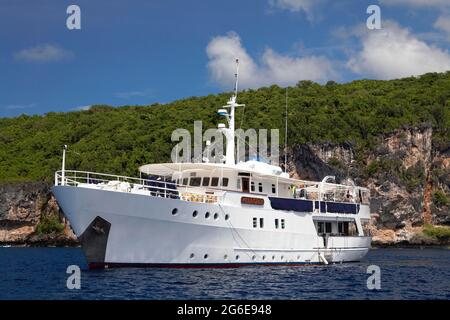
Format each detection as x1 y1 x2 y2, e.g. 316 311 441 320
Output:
115 90 152 99
269 0 316 13
206 32 336 89
434 15 450 37
347 21 450 79
14 44 74 63
73 105 92 111
380 0 450 6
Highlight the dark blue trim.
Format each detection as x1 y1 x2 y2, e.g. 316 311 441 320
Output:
269 197 313 212
269 197 359 214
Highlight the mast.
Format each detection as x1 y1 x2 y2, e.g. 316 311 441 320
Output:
284 88 288 173
61 144 67 186
218 58 244 165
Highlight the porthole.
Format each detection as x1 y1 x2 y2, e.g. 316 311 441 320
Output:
205 212 210 219
204 254 209 260
252 255 256 261
172 208 178 215
213 213 219 220
192 210 198 218
272 255 275 260
235 255 240 260
225 214 230 221
224 254 228 260
297 255 301 260
262 255 266 260
190 253 195 259
281 255 284 260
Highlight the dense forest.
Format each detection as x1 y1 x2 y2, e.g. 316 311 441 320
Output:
0 72 449 183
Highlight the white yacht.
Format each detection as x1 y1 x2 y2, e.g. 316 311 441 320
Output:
52 62 371 269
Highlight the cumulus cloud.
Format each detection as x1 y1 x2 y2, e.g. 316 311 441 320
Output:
434 15 450 38
14 44 74 63
206 32 336 89
347 21 450 79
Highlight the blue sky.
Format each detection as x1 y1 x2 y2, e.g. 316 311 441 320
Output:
1 0 450 117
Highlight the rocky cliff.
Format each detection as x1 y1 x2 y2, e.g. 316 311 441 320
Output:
0 182 77 246
288 126 450 245
0 127 448 246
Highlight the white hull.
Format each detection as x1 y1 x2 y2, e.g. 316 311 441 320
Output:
53 185 371 268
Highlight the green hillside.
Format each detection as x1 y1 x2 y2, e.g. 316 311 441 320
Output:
1 72 449 183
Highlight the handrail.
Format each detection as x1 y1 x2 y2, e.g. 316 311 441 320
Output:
54 170 221 203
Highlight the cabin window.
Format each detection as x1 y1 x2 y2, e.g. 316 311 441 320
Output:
221 178 229 187
182 178 189 186
258 182 263 193
252 217 257 228
259 218 264 228
237 179 241 189
317 222 324 234
211 177 219 187
189 177 201 187
250 181 255 192
272 184 276 194
275 218 279 229
202 177 210 186
281 219 285 229
325 222 332 233
338 222 344 234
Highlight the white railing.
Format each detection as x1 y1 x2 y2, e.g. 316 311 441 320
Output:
54 170 221 203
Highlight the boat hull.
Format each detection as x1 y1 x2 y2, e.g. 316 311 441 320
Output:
52 185 370 268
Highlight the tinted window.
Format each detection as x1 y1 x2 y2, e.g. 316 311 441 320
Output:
189 177 201 186
211 177 219 187
202 177 210 186
222 178 229 187
258 182 263 192
182 178 189 185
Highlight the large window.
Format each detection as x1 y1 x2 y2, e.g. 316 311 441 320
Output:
325 222 332 233
202 177 210 186
189 177 201 186
211 177 219 187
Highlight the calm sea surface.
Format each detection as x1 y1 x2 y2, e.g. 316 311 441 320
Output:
0 247 449 300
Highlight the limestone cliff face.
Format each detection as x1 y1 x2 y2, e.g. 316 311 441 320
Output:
0 182 77 245
289 126 450 245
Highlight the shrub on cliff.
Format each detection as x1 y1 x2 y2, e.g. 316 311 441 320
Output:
35 214 65 235
433 190 449 208
423 224 450 243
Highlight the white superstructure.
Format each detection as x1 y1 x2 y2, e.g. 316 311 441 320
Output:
52 61 371 268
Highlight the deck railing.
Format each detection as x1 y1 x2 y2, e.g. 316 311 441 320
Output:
54 170 220 203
